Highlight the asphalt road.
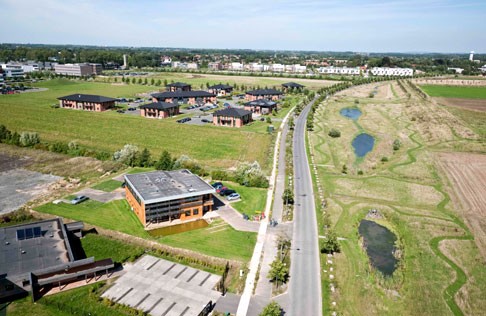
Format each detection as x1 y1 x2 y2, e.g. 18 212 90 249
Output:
288 96 322 316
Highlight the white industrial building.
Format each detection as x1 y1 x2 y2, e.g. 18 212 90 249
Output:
370 67 413 77
54 63 102 76
228 62 244 71
0 64 25 78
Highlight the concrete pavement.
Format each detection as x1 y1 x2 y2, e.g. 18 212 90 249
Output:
215 205 260 233
288 97 322 316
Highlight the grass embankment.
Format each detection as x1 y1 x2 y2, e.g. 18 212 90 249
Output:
420 85 486 99
91 179 123 192
309 81 483 315
0 79 271 169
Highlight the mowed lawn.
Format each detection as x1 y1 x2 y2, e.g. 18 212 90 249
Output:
222 181 267 216
420 85 486 99
160 219 256 262
35 199 149 238
91 179 123 192
0 79 271 169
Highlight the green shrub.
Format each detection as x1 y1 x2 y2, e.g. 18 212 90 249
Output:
381 156 389 162
393 139 401 151
328 129 341 138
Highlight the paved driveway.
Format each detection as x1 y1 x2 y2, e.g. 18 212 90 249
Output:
74 188 125 203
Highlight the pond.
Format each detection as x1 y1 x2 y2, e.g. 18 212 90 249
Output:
340 107 362 120
352 133 375 157
148 219 208 237
358 219 398 277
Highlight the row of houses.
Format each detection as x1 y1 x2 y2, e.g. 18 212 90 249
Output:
316 66 413 77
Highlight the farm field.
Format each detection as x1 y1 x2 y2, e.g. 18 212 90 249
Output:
309 81 485 315
437 152 486 258
106 71 337 91
420 85 486 99
0 79 272 170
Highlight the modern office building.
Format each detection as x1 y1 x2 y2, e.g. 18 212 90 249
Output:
124 170 216 226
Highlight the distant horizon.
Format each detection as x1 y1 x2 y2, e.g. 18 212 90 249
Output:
1 42 483 56
1 0 485 53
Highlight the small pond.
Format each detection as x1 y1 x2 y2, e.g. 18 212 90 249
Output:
148 219 208 237
340 108 362 120
358 219 398 277
352 133 375 157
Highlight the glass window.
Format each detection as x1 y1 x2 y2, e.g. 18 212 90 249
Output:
185 210 191 216
193 209 199 215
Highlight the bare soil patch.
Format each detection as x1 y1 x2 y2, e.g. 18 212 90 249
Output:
415 79 486 87
437 152 486 258
434 97 486 112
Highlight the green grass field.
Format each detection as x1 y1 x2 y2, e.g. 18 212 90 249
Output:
81 233 145 263
35 199 149 238
0 79 272 169
160 219 256 262
91 179 123 192
223 181 267 216
420 85 486 99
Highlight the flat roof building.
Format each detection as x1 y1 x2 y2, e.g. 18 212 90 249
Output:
54 63 102 77
124 170 216 227
58 94 117 112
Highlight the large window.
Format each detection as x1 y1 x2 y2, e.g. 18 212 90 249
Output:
193 209 199 215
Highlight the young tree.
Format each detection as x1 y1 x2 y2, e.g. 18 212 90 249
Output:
150 78 155 85
288 117 294 130
259 301 282 316
282 188 294 205
113 144 140 166
268 259 289 286
155 150 174 170
320 230 340 254
137 148 152 167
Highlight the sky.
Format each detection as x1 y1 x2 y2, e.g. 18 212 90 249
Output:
1 0 485 53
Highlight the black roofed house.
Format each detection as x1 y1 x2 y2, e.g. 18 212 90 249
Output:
282 82 305 92
166 82 191 92
245 88 283 101
208 84 233 96
212 107 252 127
140 102 180 119
244 99 277 115
57 94 117 111
151 90 216 105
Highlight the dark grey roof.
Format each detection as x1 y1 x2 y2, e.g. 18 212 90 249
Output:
244 99 277 107
166 82 191 87
152 90 216 99
57 94 117 103
282 82 305 88
213 107 252 118
124 169 215 204
208 84 233 90
246 89 283 96
140 102 179 110
0 219 74 280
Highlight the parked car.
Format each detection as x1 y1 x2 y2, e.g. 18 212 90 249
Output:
201 119 210 123
176 117 191 123
127 107 136 111
220 189 236 196
117 109 125 113
216 186 228 193
71 195 89 205
211 182 223 188
227 193 240 201
242 213 249 220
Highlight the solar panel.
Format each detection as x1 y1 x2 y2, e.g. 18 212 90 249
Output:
25 228 34 239
34 227 42 237
17 229 25 240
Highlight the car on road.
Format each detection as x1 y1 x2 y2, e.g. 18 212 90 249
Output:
71 195 89 205
227 193 240 201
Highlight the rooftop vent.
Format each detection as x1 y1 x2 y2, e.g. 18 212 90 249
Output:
188 188 196 192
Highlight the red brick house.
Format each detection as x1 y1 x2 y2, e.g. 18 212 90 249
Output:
245 89 283 101
213 108 252 128
244 99 277 115
140 102 180 118
151 91 216 105
57 94 117 112
166 82 191 92
208 84 233 96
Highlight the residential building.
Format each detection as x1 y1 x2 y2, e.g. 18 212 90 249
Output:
270 63 285 72
171 61 198 69
58 94 117 111
291 64 307 73
213 108 253 127
249 63 264 72
228 62 244 71
208 62 223 70
370 67 413 77
160 55 172 66
479 65 486 74
244 99 277 115
54 63 101 76
245 88 283 101
140 102 180 119
0 64 25 78
124 170 215 226
166 82 192 92
0 219 114 302
317 66 360 75
151 91 216 105
208 84 233 96
448 67 464 74
282 82 305 92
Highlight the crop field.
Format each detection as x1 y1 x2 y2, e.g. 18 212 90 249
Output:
420 85 486 99
309 81 485 315
0 79 272 169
